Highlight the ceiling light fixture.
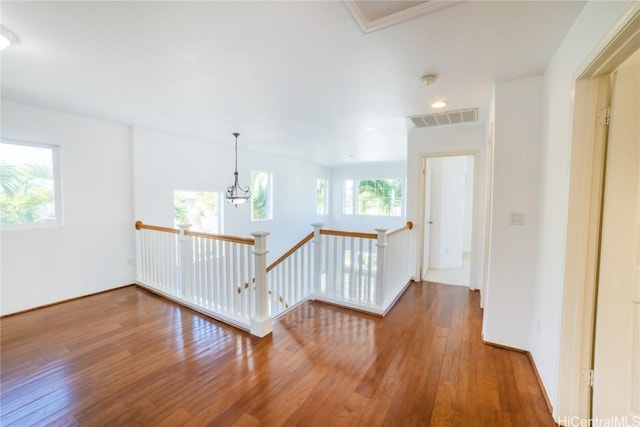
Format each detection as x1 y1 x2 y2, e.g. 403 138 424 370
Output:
422 74 437 86
225 132 251 207
0 25 19 51
431 100 448 109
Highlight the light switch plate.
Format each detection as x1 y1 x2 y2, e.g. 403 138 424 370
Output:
510 212 525 226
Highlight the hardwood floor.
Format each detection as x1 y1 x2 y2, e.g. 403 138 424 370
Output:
0 282 556 426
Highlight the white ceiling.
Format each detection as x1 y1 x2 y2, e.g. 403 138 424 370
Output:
0 1 585 166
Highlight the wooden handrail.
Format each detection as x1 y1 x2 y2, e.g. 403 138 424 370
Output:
185 230 255 246
320 229 377 239
135 221 179 234
387 221 414 238
135 221 255 245
266 232 314 273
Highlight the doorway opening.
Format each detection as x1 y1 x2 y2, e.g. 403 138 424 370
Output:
421 155 474 287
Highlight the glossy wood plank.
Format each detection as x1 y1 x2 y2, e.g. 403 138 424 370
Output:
0 282 556 426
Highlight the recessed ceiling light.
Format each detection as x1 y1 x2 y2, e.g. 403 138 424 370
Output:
364 126 376 131
0 25 19 51
431 100 448 109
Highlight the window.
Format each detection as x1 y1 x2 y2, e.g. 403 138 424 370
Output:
0 139 62 227
316 179 328 215
342 179 403 217
343 179 354 215
174 191 221 233
251 171 272 221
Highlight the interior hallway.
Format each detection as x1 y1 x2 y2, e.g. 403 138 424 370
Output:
425 252 471 287
0 282 555 426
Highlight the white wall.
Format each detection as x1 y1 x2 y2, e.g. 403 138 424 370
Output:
0 100 136 315
407 124 487 289
133 127 330 264
530 0 636 414
463 156 474 253
328 161 407 232
428 156 466 269
482 75 543 351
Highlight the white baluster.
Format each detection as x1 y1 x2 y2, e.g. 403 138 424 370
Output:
235 243 240 315
166 233 171 292
165 234 175 293
239 242 245 316
247 243 254 316
312 223 324 297
177 224 192 300
139 230 146 282
153 232 158 285
366 239 373 303
251 231 272 337
231 243 237 314
196 237 203 304
357 239 363 302
208 238 214 309
348 237 355 301
375 227 388 308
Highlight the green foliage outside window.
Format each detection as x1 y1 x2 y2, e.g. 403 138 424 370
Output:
317 179 328 215
174 191 220 233
0 141 58 225
251 171 271 221
357 179 403 216
342 178 403 217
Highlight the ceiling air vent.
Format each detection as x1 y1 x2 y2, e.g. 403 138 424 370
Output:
409 108 478 128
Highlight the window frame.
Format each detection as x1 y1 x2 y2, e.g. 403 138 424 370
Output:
0 138 63 230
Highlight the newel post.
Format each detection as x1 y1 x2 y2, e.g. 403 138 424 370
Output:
178 224 192 299
312 223 324 296
251 231 272 337
375 227 388 308
134 221 142 282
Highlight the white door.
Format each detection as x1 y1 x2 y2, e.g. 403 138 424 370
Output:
592 48 640 419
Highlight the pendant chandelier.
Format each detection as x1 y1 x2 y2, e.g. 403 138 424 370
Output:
225 132 251 206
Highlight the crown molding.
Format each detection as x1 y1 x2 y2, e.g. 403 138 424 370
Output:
343 0 461 34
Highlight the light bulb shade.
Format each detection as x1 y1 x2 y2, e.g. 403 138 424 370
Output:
226 194 251 205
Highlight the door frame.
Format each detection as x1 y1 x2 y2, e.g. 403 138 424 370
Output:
557 5 640 421
417 151 478 289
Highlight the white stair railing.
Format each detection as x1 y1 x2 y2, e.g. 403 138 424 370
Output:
312 221 413 315
135 221 271 337
265 232 315 317
318 227 378 308
134 220 413 337
379 221 414 311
